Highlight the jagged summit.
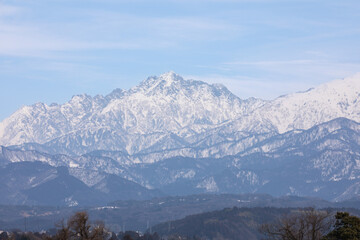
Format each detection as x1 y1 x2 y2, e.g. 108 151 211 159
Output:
105 88 125 100
0 72 249 148
158 71 182 84
141 71 182 86
132 71 185 94
133 72 240 103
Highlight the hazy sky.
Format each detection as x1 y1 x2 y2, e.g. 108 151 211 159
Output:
1 0 360 120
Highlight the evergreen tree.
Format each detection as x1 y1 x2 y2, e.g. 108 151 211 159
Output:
323 212 360 240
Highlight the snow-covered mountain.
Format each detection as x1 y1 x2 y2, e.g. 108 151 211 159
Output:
1 118 360 202
248 73 360 133
0 72 265 156
1 72 360 203
1 72 360 158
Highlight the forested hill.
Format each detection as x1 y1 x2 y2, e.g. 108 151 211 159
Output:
152 207 288 239
151 207 360 240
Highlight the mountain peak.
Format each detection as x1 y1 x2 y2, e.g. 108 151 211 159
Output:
106 88 125 100
133 71 185 93
159 70 179 80
157 71 184 86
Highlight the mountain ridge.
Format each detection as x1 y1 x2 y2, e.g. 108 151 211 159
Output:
2 117 360 201
0 72 264 154
2 72 360 157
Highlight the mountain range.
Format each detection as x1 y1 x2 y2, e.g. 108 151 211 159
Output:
1 72 360 205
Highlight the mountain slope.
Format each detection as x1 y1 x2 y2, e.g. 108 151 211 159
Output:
231 117 360 200
125 118 360 200
2 117 360 201
0 161 164 206
92 174 164 201
23 166 104 206
249 73 360 133
0 72 264 156
152 207 291 240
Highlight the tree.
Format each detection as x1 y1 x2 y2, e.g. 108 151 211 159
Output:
54 220 71 240
260 208 333 240
0 232 8 240
55 211 107 240
323 212 360 240
89 221 107 240
68 211 91 240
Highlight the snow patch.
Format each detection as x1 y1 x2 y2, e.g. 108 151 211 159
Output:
196 177 219 192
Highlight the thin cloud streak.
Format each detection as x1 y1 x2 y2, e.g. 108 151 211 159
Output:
187 59 360 100
225 60 316 66
80 10 241 41
223 59 360 78
0 7 240 58
185 74 315 100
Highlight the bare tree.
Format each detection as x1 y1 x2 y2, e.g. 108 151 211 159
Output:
260 208 333 240
68 212 91 240
55 211 107 240
54 220 72 240
89 221 107 240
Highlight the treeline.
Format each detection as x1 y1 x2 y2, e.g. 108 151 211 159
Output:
151 207 290 239
261 208 360 240
0 212 160 240
2 208 360 240
0 231 160 240
152 207 360 240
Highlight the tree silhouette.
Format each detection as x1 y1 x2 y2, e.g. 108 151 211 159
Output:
260 208 332 240
55 211 106 240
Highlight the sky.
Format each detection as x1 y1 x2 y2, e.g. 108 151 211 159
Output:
0 0 360 120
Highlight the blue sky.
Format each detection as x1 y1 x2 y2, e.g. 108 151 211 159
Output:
0 0 360 120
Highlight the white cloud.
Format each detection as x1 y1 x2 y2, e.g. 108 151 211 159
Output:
224 59 360 79
0 4 240 58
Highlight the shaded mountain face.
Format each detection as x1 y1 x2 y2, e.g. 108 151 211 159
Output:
0 161 163 206
23 166 103 206
1 72 360 204
0 161 57 205
92 174 164 201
